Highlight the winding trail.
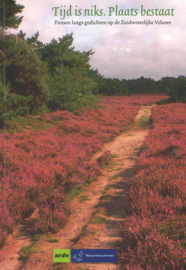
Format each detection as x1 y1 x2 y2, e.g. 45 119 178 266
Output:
0 106 154 270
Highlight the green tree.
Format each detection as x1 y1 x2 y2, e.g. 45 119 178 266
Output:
121 79 131 95
0 0 24 30
0 33 49 117
98 77 131 96
39 33 100 112
87 68 103 95
167 76 186 102
157 76 186 103
126 77 156 93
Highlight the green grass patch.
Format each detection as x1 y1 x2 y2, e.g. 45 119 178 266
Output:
46 238 59 242
19 245 36 260
19 242 37 260
122 122 133 132
156 216 186 249
1 114 65 134
100 195 111 200
19 234 43 260
109 154 118 158
51 262 63 268
101 185 111 194
32 234 42 241
101 164 110 169
111 162 122 166
89 230 96 235
91 216 108 224
108 174 119 181
66 186 83 203
79 195 90 203
103 137 111 142
109 160 122 166
133 115 148 129
100 155 121 169
66 183 89 204
107 167 122 172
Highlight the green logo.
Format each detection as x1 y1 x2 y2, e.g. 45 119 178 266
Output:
53 249 71 263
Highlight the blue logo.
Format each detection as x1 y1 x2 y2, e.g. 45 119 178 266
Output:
71 249 117 263
72 250 84 262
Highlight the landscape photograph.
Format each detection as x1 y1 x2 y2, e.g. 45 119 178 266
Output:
0 0 186 269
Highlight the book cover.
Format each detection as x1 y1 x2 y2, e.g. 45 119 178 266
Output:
1 0 186 269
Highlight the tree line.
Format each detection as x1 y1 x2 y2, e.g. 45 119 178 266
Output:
0 0 185 127
100 76 186 103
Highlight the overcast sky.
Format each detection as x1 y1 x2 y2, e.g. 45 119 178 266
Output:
11 0 186 81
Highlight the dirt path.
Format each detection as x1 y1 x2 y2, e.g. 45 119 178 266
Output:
0 106 154 270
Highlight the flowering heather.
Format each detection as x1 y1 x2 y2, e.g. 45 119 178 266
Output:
119 103 186 270
0 96 141 244
102 93 169 106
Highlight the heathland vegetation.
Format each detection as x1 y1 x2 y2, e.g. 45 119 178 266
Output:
0 1 186 269
119 103 186 269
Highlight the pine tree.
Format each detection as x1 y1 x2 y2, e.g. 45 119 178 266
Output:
0 0 24 30
0 32 49 117
40 33 100 112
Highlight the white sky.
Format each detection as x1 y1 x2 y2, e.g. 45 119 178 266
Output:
10 0 186 80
